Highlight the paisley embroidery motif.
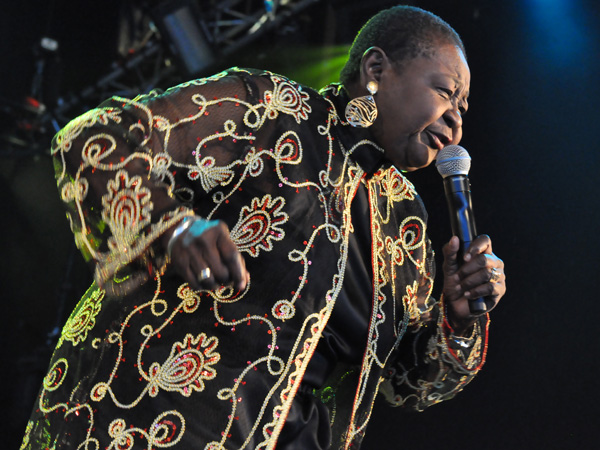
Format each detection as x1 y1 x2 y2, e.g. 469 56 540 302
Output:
148 333 220 397
230 195 288 257
400 216 427 269
102 170 152 252
59 286 104 347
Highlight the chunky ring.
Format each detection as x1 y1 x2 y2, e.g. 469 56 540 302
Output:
490 267 501 283
197 268 212 282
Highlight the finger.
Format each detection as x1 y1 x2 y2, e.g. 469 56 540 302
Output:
197 227 232 286
457 253 505 298
463 267 506 301
464 278 502 300
177 250 199 290
217 231 248 292
188 249 218 290
459 251 504 278
182 254 204 291
170 241 204 289
442 236 461 276
464 234 492 262
461 265 503 290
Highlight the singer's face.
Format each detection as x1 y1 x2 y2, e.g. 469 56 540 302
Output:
370 43 470 171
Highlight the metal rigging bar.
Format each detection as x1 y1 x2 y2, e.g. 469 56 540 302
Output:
1 0 321 155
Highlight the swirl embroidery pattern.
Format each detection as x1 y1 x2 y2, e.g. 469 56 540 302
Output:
264 75 312 123
107 411 186 449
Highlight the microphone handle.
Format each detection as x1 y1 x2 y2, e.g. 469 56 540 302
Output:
442 175 487 315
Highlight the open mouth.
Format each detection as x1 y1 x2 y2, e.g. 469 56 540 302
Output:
425 129 449 150
424 130 442 150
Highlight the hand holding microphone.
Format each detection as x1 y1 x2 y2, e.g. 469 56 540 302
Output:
436 145 506 318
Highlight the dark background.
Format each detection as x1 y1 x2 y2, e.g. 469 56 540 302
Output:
2 0 599 449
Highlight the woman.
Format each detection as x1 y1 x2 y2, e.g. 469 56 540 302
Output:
22 5 505 450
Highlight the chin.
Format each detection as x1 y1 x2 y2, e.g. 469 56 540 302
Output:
385 144 435 172
389 158 429 172
405 146 437 171
399 165 419 172
405 155 436 172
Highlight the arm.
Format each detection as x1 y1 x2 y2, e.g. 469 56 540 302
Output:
52 71 257 295
380 235 505 410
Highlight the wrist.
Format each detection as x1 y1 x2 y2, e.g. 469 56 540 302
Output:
164 216 222 259
442 295 476 336
166 217 196 258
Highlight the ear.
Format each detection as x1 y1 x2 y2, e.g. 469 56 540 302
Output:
359 47 389 87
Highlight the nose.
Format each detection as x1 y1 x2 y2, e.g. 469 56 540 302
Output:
443 108 463 144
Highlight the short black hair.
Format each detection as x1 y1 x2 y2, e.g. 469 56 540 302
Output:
340 5 465 85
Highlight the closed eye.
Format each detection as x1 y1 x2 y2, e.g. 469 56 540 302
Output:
458 98 468 115
438 87 468 115
438 87 453 99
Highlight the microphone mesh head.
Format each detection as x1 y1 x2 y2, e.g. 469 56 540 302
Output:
436 145 471 178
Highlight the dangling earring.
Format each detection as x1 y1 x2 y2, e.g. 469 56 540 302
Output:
345 81 378 127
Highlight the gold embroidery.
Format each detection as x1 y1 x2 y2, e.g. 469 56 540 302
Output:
264 161 365 449
88 276 223 410
102 170 153 253
59 285 104 348
19 421 34 450
188 155 236 193
42 358 68 392
402 281 421 324
107 411 186 449
60 177 89 204
148 333 220 397
35 69 487 450
264 75 312 123
230 194 288 257
52 107 122 159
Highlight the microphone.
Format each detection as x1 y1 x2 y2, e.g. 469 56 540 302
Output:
435 145 487 315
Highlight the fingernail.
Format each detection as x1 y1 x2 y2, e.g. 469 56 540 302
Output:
464 291 471 298
464 253 472 262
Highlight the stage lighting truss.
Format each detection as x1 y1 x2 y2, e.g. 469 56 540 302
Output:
1 0 319 156
201 0 318 53
70 0 320 106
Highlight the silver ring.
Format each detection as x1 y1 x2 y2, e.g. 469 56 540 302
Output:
198 268 212 282
490 267 501 283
